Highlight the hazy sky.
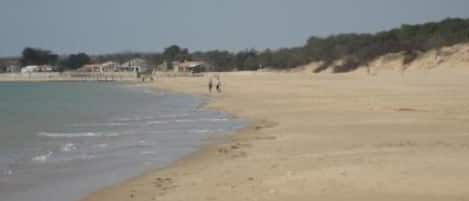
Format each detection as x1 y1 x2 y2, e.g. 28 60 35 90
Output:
1 0 469 56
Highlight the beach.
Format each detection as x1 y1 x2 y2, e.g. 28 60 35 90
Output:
3 2 469 200
82 69 469 201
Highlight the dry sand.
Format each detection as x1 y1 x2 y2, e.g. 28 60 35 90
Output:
83 69 469 201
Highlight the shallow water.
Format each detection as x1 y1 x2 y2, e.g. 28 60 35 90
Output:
0 82 244 201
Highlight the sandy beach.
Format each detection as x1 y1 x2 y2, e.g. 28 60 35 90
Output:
83 69 469 201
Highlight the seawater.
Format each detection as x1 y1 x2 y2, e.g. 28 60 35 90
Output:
0 82 244 201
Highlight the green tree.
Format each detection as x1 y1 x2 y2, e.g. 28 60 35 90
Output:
20 47 58 66
61 53 91 70
163 45 181 61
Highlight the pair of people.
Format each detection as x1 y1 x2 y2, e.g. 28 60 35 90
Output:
208 76 222 93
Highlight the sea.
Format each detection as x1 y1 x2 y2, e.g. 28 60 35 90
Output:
0 82 244 201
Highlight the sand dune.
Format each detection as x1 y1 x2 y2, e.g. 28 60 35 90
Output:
360 43 469 75
292 43 469 75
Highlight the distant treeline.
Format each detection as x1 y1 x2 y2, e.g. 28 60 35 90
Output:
116 18 469 73
3 17 469 73
16 47 91 72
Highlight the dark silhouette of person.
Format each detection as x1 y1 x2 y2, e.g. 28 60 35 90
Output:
208 78 213 93
215 76 222 93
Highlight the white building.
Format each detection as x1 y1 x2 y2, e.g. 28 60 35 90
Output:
80 61 119 72
38 65 55 72
21 65 40 73
173 61 209 73
101 61 120 72
119 58 151 73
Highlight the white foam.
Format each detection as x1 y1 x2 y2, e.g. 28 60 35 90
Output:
174 118 230 123
70 122 130 127
37 132 120 138
205 118 230 122
32 152 53 163
60 143 78 152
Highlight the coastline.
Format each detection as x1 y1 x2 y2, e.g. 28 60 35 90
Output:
83 70 469 201
81 72 271 201
0 72 139 82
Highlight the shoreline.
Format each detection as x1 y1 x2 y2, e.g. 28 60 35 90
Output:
81 74 270 201
0 72 139 82
83 71 469 201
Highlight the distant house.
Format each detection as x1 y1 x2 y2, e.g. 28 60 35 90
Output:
80 61 118 72
119 58 151 73
21 65 40 73
79 59 152 73
38 65 55 72
101 61 119 72
173 61 210 73
80 64 102 72
6 65 21 73
156 61 170 71
0 59 20 72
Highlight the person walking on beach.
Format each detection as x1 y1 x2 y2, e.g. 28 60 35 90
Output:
208 77 213 93
215 76 222 93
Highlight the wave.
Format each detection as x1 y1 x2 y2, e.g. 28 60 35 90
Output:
146 117 229 125
75 154 96 160
113 116 156 122
70 122 131 127
50 154 98 163
174 118 230 123
32 152 53 163
60 143 78 152
94 144 109 149
159 113 190 118
37 132 120 138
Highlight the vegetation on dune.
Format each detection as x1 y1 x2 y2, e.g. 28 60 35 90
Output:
4 18 469 72
306 18 469 72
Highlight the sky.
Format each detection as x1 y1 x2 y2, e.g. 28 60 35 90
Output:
1 0 469 57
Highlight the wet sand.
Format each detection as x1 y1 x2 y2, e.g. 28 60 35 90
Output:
83 70 469 201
